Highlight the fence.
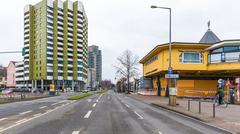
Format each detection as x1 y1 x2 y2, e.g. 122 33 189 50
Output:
0 92 48 103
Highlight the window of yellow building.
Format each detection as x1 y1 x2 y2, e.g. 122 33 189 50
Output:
179 52 202 64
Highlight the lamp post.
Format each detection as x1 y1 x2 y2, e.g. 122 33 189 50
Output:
151 5 172 70
151 5 176 106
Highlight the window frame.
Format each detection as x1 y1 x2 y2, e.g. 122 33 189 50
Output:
180 52 203 64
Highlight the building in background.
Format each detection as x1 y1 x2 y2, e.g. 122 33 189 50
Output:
6 61 18 88
15 61 27 88
0 65 7 88
87 68 96 89
140 24 240 100
87 45 102 88
22 0 88 90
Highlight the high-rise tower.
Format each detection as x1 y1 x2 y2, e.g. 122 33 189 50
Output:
23 0 88 90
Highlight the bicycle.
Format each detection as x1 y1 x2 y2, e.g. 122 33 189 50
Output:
214 95 229 108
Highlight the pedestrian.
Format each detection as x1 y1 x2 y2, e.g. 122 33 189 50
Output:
216 89 224 105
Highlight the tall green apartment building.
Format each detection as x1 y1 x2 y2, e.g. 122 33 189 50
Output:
23 0 88 90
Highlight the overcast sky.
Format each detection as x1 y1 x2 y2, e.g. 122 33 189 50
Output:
0 0 240 81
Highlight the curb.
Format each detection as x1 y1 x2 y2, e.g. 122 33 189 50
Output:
127 95 234 134
151 103 205 121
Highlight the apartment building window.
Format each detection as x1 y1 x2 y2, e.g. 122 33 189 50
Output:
180 52 202 64
145 55 158 65
47 72 53 76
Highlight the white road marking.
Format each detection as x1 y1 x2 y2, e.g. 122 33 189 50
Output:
15 119 28 124
158 131 162 134
59 100 68 103
51 100 68 106
71 100 77 103
96 99 99 102
72 131 80 134
51 103 59 106
134 111 144 119
39 106 47 109
46 109 54 113
0 102 68 133
19 110 32 115
0 118 8 122
84 110 92 118
92 103 97 107
125 104 130 108
54 106 60 109
33 113 42 117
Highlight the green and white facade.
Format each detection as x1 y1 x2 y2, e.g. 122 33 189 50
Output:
23 0 88 90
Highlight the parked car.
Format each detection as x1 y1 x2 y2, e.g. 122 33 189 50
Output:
2 89 15 95
82 89 89 93
32 88 44 93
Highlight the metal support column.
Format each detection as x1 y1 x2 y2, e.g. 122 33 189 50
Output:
72 80 74 91
35 80 37 89
41 80 43 89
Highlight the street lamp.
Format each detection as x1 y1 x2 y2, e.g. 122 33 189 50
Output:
151 5 172 70
151 5 176 106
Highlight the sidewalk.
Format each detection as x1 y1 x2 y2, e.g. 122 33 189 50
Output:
128 93 240 133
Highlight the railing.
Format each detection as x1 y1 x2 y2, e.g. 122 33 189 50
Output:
0 92 48 103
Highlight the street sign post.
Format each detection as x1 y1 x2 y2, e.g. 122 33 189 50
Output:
165 74 179 79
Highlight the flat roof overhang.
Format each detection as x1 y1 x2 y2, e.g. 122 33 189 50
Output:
140 42 211 64
144 69 240 79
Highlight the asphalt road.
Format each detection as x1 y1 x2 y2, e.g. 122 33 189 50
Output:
0 91 231 134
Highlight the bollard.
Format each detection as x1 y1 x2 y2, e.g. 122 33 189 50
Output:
199 101 201 114
188 100 190 111
213 103 215 118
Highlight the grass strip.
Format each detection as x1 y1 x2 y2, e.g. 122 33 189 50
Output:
68 93 92 100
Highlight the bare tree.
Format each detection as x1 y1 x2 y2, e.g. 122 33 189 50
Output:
115 50 139 93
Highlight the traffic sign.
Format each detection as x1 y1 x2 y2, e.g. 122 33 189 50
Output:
165 74 179 79
168 67 173 74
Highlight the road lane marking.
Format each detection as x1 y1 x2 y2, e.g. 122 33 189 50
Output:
92 103 97 107
33 113 42 117
84 110 92 118
51 103 58 106
0 101 69 133
72 131 80 134
19 110 32 115
39 106 47 109
15 119 28 124
0 118 8 122
54 106 60 109
46 109 54 113
134 111 144 119
71 100 77 103
158 131 162 134
125 104 130 108
59 100 67 103
96 99 99 102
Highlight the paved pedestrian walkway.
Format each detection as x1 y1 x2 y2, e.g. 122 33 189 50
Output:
128 93 240 133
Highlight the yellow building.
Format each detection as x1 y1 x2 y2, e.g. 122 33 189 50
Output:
140 26 240 97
